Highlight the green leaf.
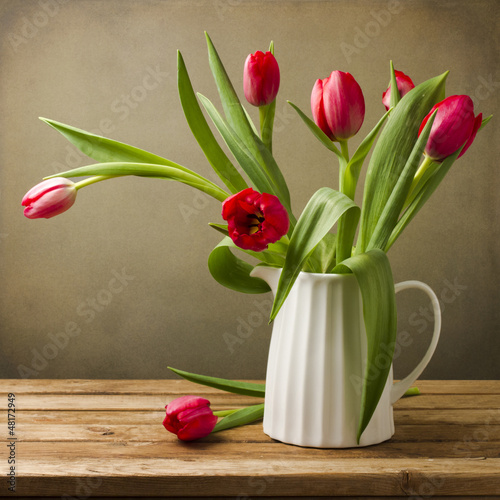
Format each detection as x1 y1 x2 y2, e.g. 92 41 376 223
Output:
177 51 248 194
40 117 186 168
213 403 264 433
307 233 337 273
198 93 277 196
333 250 397 442
205 33 290 208
208 223 229 236
287 101 342 157
366 110 437 252
479 114 493 131
208 237 271 294
45 162 230 202
356 71 449 254
270 188 359 320
168 366 265 398
389 60 401 109
385 148 461 251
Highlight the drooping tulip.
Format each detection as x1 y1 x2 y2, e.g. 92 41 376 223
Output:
311 71 365 141
22 178 77 219
418 95 482 161
222 188 289 252
382 70 415 110
163 395 218 441
243 51 280 107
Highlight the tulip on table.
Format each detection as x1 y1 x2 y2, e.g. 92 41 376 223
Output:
163 396 218 441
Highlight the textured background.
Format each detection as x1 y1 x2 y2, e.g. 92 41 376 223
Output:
0 0 498 380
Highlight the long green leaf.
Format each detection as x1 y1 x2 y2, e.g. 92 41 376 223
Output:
287 101 342 157
40 118 188 169
270 188 359 320
333 250 397 442
198 93 277 196
168 366 265 398
208 237 272 294
45 162 230 202
356 71 449 254
177 51 248 194
205 33 290 208
213 404 264 432
366 110 437 251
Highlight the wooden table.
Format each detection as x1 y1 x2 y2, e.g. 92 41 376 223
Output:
1 380 499 498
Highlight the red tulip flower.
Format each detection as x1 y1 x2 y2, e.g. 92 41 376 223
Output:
222 188 289 252
163 395 218 441
311 71 365 141
418 95 482 161
22 178 77 219
382 70 415 111
243 51 280 107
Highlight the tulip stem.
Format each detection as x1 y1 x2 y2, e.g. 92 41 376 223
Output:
403 156 437 210
74 175 117 190
259 101 276 153
213 409 239 418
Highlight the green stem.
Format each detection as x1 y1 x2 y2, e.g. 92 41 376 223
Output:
74 175 116 190
213 409 239 417
259 101 276 154
336 140 355 265
402 387 420 398
403 155 436 209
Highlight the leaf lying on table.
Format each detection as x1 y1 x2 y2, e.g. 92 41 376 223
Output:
168 366 265 398
213 403 265 433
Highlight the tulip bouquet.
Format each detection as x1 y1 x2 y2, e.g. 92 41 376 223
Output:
23 33 491 442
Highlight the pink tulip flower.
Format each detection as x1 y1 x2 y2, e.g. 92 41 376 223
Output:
22 178 77 219
163 395 218 441
222 188 289 252
418 95 482 161
243 51 280 107
311 71 365 141
382 70 415 110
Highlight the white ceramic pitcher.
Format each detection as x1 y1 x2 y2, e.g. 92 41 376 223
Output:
250 267 441 448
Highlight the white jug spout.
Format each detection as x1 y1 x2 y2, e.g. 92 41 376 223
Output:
250 265 281 296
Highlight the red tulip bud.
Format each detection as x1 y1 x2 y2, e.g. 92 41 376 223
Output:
163 395 217 441
22 178 77 219
382 70 415 110
243 51 280 107
418 95 481 161
311 71 365 141
222 188 289 252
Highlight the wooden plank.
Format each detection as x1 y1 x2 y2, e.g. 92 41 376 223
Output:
1 408 499 426
1 393 498 411
2 421 500 444
0 393 264 410
0 379 264 395
3 458 500 496
1 379 499 395
9 440 500 460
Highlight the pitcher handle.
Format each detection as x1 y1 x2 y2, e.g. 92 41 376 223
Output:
390 280 441 405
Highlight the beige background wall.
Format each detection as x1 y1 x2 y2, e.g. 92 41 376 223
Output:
0 0 498 381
